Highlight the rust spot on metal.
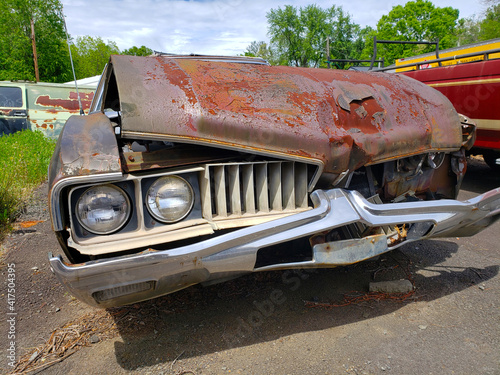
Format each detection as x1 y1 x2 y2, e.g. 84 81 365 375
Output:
48 112 122 191
388 224 408 246
35 91 94 111
122 144 240 172
36 95 79 110
186 116 197 132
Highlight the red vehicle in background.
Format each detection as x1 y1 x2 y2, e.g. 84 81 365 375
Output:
395 39 500 171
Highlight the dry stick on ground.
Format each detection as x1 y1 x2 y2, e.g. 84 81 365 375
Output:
10 309 121 374
170 350 185 372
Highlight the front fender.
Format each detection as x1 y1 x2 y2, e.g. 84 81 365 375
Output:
48 113 122 231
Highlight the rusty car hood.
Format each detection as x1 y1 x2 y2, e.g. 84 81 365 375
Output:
109 55 462 174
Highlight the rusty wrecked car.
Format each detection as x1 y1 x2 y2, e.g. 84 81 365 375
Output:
48 54 500 307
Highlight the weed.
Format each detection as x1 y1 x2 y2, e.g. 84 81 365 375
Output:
0 130 56 240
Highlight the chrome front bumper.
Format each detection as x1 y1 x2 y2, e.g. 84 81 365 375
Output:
49 188 500 308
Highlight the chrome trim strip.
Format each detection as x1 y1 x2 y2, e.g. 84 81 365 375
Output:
49 187 500 307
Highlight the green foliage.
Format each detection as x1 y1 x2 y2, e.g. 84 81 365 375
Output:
328 13 371 69
122 45 154 56
244 41 278 64
456 16 482 46
479 4 500 40
70 36 120 79
365 0 459 65
456 4 500 46
0 131 56 239
266 5 306 66
0 0 72 83
266 5 362 68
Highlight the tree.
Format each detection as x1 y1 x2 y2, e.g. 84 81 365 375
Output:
365 0 459 65
266 5 362 68
481 0 500 5
479 4 500 40
328 12 372 69
456 16 481 46
122 45 153 56
70 36 120 78
266 5 306 66
243 41 278 64
0 0 72 82
455 4 500 46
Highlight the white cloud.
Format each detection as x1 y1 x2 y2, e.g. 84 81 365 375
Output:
61 0 484 56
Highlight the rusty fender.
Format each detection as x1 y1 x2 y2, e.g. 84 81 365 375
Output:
48 113 122 231
49 187 500 308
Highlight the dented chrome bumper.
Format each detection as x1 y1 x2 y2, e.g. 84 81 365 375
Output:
49 188 500 308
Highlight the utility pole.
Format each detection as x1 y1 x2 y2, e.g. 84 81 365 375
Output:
30 18 39 82
326 37 330 68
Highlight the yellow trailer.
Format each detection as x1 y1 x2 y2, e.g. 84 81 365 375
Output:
396 38 500 72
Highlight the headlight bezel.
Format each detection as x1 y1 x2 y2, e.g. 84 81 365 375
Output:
67 171 201 242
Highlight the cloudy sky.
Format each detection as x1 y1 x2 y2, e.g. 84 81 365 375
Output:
61 0 485 56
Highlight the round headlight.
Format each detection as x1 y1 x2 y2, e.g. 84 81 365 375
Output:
76 185 131 235
146 176 194 223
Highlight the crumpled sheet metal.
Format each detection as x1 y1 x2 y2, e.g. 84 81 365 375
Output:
111 55 462 174
48 112 121 186
48 112 122 231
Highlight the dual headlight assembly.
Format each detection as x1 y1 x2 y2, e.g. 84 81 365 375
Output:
75 176 194 235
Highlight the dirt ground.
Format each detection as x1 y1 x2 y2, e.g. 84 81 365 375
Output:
1 158 499 375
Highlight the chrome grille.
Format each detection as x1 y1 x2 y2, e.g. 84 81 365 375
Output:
201 161 310 220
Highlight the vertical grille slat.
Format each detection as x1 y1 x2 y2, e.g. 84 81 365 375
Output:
204 161 311 219
282 162 295 210
255 163 269 213
213 165 227 217
201 167 213 220
241 164 256 214
269 163 282 211
295 163 308 208
228 165 242 216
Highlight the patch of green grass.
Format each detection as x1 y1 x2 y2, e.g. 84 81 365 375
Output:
0 130 56 240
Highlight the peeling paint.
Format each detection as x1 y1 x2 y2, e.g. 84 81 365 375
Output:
109 55 463 175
